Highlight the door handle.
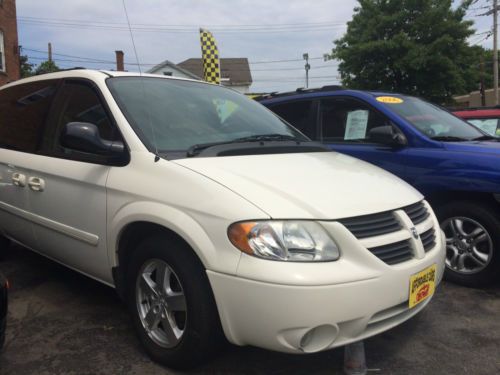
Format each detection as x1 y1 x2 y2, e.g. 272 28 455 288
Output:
28 177 45 192
12 173 26 187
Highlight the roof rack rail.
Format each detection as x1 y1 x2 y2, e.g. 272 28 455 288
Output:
254 85 344 101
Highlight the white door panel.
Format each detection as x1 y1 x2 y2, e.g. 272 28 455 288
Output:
0 151 37 249
27 154 111 282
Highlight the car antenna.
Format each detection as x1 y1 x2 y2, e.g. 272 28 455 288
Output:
121 0 160 163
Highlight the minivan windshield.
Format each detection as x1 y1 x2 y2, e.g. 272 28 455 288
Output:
379 96 484 140
107 77 307 153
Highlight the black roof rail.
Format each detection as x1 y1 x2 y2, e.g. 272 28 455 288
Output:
254 85 344 101
61 67 87 71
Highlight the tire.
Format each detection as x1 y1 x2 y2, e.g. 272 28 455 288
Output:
0 315 5 351
126 234 224 369
0 235 10 261
435 201 500 287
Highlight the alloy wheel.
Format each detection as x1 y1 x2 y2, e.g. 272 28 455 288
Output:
136 259 187 348
441 217 493 274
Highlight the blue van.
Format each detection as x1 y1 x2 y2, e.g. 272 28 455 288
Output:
259 87 500 287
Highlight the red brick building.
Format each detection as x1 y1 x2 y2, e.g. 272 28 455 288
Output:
0 0 20 86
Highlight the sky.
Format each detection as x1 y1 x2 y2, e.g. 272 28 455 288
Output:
15 0 495 92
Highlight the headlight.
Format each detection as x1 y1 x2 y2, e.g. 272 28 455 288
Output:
228 221 340 262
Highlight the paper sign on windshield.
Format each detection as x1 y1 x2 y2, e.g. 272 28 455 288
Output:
376 96 404 104
344 110 369 140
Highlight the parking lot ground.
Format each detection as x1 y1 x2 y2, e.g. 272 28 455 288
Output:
0 245 499 375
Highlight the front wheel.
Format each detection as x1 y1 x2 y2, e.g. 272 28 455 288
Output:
436 201 500 287
127 235 224 369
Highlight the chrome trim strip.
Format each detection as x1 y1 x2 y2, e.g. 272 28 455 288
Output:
0 201 99 246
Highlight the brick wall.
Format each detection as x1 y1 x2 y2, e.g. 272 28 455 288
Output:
0 0 20 86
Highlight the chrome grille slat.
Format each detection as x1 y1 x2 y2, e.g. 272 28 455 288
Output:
339 211 401 239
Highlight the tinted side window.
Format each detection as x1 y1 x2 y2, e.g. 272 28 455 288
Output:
320 98 392 143
269 101 315 138
0 80 58 153
42 81 120 154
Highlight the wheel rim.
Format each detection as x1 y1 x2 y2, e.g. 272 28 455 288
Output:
441 216 493 275
136 259 187 348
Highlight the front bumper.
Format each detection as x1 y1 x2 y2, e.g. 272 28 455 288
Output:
208 220 445 353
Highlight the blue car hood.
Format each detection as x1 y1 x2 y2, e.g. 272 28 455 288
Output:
444 141 500 156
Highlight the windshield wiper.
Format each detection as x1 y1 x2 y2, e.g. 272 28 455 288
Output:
187 134 303 157
430 136 468 142
470 135 500 141
232 133 301 142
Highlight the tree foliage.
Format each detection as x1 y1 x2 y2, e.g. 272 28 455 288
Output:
35 60 60 75
332 0 481 103
19 54 35 78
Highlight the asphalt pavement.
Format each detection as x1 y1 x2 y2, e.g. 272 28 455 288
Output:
0 244 499 375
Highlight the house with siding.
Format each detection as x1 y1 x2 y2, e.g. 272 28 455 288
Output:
147 58 253 93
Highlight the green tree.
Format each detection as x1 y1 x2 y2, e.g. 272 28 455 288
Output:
19 54 34 78
35 60 60 75
331 0 480 103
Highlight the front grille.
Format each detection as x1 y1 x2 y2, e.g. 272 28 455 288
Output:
403 201 429 225
420 228 436 252
368 240 413 265
338 211 401 239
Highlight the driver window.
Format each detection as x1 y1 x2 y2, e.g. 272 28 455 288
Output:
43 82 120 154
320 98 392 143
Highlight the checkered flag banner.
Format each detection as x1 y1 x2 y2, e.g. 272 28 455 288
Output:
200 28 221 84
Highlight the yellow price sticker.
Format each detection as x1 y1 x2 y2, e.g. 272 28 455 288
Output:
376 96 404 104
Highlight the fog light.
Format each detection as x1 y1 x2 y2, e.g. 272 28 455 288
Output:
299 324 339 353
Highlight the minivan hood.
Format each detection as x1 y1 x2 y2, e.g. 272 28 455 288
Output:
173 152 422 219
444 141 500 155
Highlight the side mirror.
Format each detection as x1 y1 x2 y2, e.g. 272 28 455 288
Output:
368 125 406 146
60 122 125 155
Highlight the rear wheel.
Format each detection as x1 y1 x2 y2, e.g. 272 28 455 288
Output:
126 234 224 369
436 201 500 287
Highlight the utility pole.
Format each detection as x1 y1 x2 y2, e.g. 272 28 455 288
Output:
480 55 486 106
48 42 52 63
303 53 310 89
494 0 498 105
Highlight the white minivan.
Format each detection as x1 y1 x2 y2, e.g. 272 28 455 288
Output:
0 70 445 368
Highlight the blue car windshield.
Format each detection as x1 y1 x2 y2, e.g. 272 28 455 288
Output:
379 96 484 140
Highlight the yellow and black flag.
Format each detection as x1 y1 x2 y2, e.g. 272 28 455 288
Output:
200 28 221 84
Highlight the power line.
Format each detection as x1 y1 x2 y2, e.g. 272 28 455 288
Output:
22 47 332 67
18 15 347 28
18 20 344 34
26 55 338 74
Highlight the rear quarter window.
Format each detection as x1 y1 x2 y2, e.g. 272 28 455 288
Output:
0 80 59 153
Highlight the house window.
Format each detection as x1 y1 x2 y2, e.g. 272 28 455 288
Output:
0 31 5 72
163 72 173 76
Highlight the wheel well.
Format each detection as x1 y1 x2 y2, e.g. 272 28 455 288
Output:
426 191 500 212
112 221 202 301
